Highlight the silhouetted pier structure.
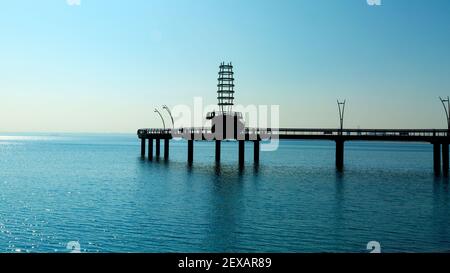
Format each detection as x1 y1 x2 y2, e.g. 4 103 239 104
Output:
138 62 450 176
138 127 450 176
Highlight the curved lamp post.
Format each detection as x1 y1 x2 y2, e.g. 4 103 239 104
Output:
440 96 450 133
162 105 174 129
337 99 346 135
154 108 166 130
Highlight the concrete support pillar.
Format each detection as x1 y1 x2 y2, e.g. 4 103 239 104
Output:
156 139 160 158
164 138 169 160
443 143 449 177
254 141 260 163
239 140 245 166
140 138 146 157
434 143 441 176
215 140 221 162
188 140 194 163
336 140 345 171
148 138 153 161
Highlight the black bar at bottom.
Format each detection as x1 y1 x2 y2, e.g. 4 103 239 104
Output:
12 253 447 272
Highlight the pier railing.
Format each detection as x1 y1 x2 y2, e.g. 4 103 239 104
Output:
273 128 448 137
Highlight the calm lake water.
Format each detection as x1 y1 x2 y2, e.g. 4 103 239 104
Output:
0 133 449 253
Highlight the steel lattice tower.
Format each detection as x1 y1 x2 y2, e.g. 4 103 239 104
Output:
217 62 235 113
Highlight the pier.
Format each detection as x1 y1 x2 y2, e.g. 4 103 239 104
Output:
138 127 450 176
138 62 450 176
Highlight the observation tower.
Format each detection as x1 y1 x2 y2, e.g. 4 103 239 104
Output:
206 62 245 140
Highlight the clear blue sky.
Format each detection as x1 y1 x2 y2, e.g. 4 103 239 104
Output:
1 0 450 132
